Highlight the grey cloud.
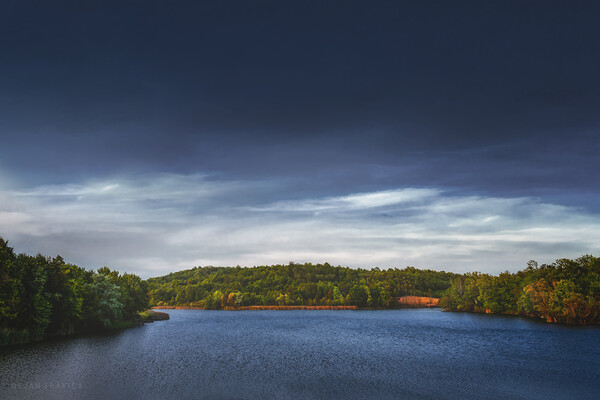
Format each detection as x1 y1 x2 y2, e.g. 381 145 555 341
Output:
1 174 598 277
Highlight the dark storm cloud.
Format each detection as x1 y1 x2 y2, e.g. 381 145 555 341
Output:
1 1 599 274
1 1 599 188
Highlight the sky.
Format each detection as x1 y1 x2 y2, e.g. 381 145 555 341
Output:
1 1 599 278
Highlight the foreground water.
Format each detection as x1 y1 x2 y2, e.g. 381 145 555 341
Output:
1 309 599 400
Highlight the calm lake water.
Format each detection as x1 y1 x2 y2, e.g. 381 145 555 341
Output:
1 309 599 400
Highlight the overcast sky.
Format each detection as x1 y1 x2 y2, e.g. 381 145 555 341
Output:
1 1 599 277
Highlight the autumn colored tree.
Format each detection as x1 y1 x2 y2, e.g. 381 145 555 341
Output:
443 256 600 325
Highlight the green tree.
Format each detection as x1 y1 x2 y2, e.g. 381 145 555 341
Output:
0 238 18 325
87 274 123 327
118 273 149 319
332 286 344 305
349 285 369 307
14 254 51 338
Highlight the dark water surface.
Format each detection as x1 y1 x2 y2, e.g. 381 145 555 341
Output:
1 309 599 399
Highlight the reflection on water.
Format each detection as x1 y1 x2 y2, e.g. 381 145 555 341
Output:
1 309 599 400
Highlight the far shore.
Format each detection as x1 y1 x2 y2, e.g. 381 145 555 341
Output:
152 296 440 311
152 305 359 310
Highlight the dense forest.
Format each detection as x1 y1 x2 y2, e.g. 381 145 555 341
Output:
3 234 599 347
147 263 458 309
440 255 600 325
0 237 149 346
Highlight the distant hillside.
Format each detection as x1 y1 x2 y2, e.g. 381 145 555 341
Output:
146 262 459 309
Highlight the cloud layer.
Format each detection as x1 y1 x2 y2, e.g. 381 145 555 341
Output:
1 174 598 278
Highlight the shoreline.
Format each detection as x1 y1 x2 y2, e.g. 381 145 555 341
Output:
152 305 359 310
152 296 441 311
395 296 439 308
1 310 169 348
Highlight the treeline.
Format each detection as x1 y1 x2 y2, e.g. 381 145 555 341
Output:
440 255 600 325
147 263 458 309
0 238 149 346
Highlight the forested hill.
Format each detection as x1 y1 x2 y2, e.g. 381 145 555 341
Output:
146 263 459 309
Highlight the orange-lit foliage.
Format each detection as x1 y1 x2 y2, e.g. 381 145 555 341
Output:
153 305 358 310
442 255 600 325
396 296 439 307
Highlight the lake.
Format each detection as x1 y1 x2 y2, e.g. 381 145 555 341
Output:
1 309 599 399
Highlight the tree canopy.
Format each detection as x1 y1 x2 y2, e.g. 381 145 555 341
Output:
440 255 600 325
147 262 458 309
0 237 149 345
